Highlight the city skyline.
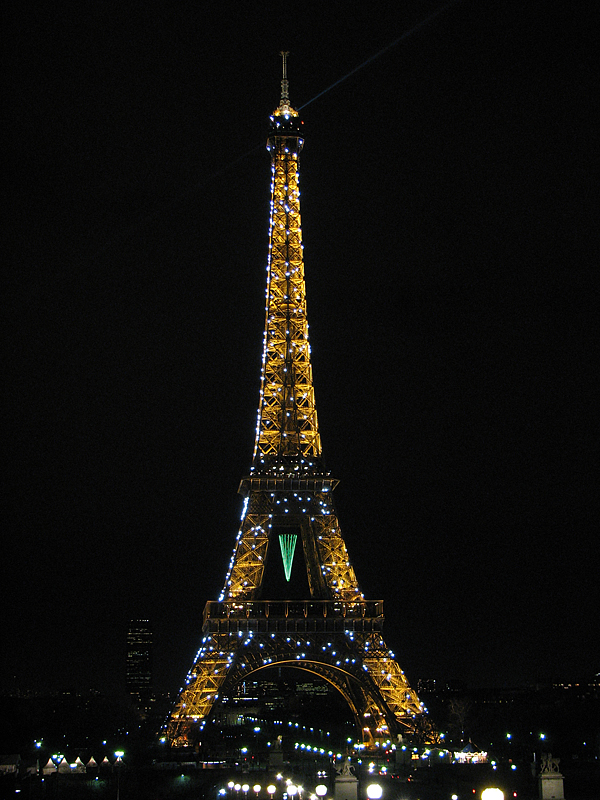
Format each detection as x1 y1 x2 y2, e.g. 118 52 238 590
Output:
5 2 596 699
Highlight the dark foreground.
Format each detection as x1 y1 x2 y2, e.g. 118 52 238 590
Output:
1 760 598 800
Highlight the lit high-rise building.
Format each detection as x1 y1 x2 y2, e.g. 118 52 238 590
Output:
126 619 153 712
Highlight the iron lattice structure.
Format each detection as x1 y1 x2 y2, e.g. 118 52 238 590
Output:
167 55 432 748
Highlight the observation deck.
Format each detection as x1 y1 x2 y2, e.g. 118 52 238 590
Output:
203 599 384 634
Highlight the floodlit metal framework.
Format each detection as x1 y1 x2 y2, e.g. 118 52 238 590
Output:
167 54 433 748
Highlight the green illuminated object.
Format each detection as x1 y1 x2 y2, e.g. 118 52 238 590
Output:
279 533 298 581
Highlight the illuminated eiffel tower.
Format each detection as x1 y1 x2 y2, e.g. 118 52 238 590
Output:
167 54 431 748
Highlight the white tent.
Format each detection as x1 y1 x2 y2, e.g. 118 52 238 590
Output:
42 758 56 775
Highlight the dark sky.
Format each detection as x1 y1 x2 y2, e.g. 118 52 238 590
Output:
5 1 597 699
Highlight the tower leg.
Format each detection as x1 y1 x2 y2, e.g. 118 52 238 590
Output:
167 632 233 747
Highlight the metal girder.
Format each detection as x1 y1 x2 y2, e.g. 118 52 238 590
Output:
313 512 363 602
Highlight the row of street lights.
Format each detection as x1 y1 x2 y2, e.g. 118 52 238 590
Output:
223 780 330 800
221 779 384 800
222 785 501 800
220 776 505 800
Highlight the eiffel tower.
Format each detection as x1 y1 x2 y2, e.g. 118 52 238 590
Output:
167 54 430 748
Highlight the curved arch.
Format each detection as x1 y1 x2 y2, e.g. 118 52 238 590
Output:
229 660 363 732
218 653 397 744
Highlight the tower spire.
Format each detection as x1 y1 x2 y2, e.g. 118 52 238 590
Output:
280 50 290 105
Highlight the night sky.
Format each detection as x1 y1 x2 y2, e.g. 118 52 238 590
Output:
5 1 597 700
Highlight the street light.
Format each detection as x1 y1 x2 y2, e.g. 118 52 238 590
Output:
254 785 262 798
51 754 64 797
51 755 64 772
315 786 327 798
366 785 382 800
267 785 276 800
481 791 504 800
114 751 124 800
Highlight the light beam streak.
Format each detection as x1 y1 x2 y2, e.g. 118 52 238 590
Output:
299 0 460 111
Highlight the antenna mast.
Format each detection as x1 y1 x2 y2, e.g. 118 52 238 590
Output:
280 50 290 105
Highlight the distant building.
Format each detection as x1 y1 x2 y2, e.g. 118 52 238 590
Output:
0 755 21 775
126 619 153 713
